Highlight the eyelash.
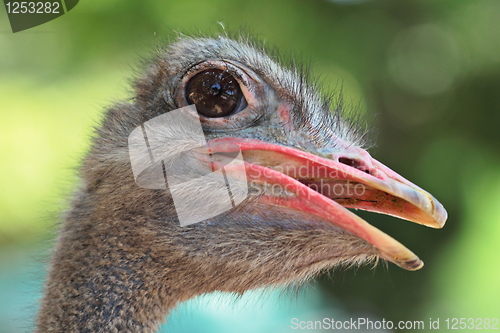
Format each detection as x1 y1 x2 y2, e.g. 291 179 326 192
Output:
183 60 249 87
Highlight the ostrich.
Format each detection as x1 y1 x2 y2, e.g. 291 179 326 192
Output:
36 36 447 332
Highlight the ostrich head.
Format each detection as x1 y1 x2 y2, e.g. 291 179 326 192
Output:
36 35 447 332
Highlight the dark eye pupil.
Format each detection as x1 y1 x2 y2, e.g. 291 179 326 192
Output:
186 69 243 118
210 83 221 95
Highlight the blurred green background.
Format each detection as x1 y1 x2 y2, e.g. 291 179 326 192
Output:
1 0 499 332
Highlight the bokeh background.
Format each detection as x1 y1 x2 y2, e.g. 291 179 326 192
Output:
1 0 499 332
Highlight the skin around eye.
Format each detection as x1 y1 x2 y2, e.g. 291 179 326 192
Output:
176 60 271 131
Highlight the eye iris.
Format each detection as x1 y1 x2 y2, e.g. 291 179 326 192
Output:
186 69 243 118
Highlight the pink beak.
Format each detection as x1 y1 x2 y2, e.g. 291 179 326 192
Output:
205 137 447 271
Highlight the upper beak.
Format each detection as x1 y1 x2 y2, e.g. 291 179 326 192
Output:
206 137 447 271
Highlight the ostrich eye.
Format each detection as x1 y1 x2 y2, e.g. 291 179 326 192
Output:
186 69 247 118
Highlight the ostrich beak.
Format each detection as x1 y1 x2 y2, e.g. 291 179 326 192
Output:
207 138 447 271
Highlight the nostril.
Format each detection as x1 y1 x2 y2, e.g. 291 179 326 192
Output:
339 157 360 169
338 158 371 175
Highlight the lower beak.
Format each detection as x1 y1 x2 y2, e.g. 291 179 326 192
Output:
205 138 447 271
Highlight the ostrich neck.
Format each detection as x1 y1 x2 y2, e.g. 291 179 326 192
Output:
35 205 189 333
